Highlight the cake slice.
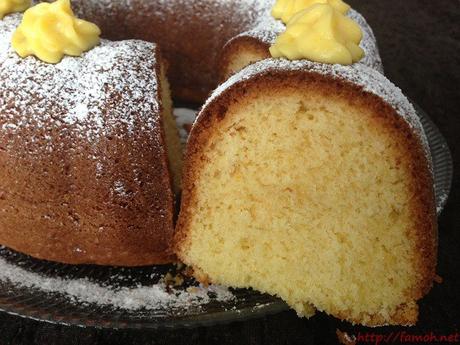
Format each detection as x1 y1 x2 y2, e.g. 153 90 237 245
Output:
0 13 182 266
175 59 437 326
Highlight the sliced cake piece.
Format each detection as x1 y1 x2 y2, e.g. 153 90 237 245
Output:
0 13 182 266
175 59 436 326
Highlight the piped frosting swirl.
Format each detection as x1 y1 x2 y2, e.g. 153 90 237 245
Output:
270 3 364 65
11 0 100 63
272 0 350 24
0 0 30 20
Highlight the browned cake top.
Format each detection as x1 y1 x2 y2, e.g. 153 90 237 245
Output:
0 14 162 144
0 14 175 264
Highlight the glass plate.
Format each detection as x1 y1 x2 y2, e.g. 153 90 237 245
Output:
0 104 452 330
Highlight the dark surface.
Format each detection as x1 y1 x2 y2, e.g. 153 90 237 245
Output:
1 1 459 344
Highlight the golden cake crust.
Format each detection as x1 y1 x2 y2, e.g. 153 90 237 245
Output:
174 65 437 326
0 15 177 266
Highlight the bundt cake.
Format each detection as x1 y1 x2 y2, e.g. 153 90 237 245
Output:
0 11 182 266
0 0 439 327
174 59 437 326
69 0 383 102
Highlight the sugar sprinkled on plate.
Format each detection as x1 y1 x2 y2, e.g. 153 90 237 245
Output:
0 251 234 311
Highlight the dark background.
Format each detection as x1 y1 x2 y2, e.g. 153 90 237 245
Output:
0 1 458 344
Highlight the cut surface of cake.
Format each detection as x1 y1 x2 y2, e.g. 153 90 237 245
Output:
175 59 437 326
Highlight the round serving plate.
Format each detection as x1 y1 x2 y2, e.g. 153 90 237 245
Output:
0 104 452 330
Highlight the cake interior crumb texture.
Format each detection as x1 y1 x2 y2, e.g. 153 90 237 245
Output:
176 73 436 326
160 64 183 193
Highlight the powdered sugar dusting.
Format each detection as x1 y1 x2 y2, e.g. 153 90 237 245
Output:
348 9 383 73
0 253 234 311
0 13 161 145
236 0 285 43
113 180 129 197
203 58 431 171
174 108 198 144
436 193 448 214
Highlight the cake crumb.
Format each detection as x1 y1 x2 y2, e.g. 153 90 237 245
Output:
336 329 357 345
